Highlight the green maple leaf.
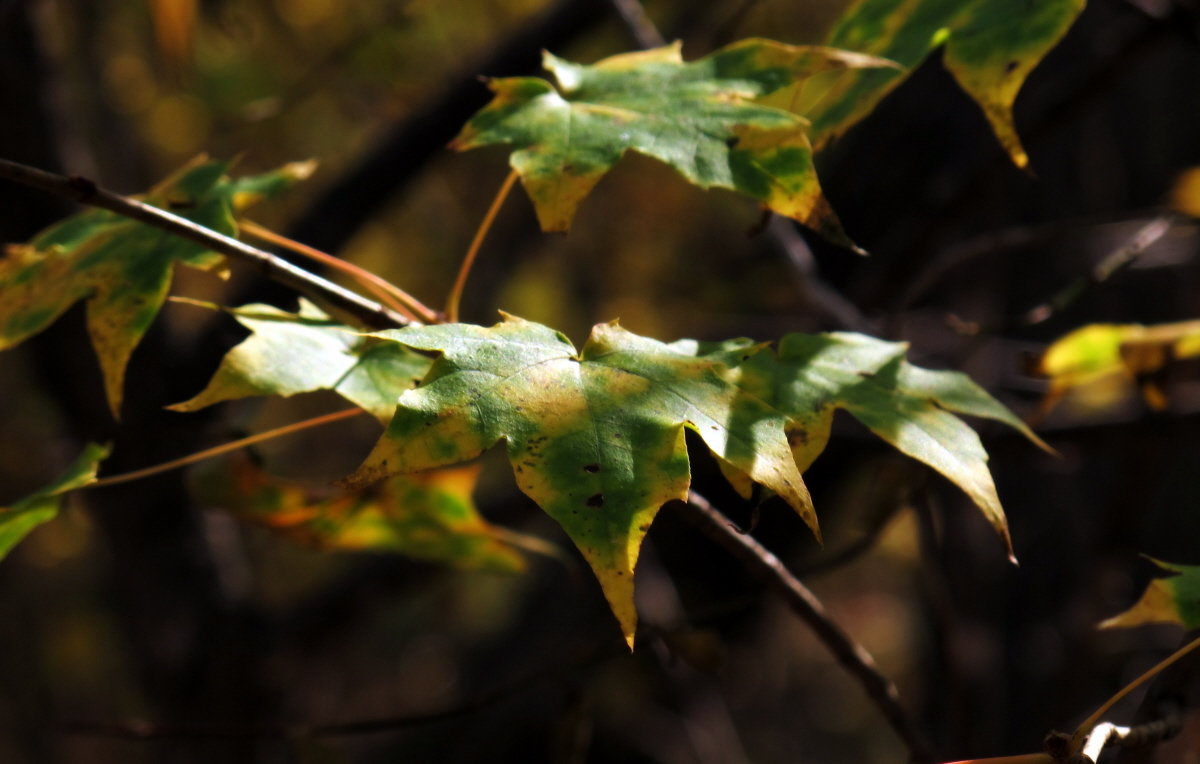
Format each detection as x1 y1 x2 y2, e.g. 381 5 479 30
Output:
809 0 1085 167
192 456 526 572
718 332 1049 560
0 157 315 417
453 39 894 246
1102 558 1200 630
0 443 109 560
340 315 814 647
171 301 432 422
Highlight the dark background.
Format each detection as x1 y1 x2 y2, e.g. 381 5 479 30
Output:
2 0 1200 761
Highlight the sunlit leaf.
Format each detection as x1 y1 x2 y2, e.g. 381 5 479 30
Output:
171 301 432 421
193 456 525 572
0 443 109 560
453 39 894 246
1038 321 1200 415
341 314 814 647
809 0 1085 167
1101 558 1200 629
0 157 315 417
718 332 1047 560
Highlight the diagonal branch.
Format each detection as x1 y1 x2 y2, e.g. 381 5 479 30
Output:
0 157 409 330
679 491 935 763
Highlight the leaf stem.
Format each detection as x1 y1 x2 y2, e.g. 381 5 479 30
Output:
90 408 366 489
444 169 519 323
0 157 407 330
240 219 440 324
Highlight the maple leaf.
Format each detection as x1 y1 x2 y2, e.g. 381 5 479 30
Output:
808 0 1085 167
0 443 108 560
192 456 526 572
1101 558 1200 630
340 315 813 647
171 301 432 421
452 39 894 246
0 157 315 417
707 332 1049 561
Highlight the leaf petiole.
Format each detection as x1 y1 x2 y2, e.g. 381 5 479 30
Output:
89 408 367 489
240 219 441 324
444 169 519 323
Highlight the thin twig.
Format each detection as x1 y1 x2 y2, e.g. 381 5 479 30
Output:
0 157 408 330
64 639 617 740
1071 634 1200 752
89 408 366 489
240 219 439 324
679 491 935 763
767 215 875 331
1075 705 1181 763
445 169 519 323
1023 214 1176 325
607 0 666 48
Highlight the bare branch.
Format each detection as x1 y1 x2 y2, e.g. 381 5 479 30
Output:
679 492 935 763
64 639 615 740
0 157 409 330
608 0 666 48
1023 214 1177 326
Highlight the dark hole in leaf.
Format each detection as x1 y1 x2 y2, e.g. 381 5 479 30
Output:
583 463 600 473
1005 60 1019 73
586 493 605 507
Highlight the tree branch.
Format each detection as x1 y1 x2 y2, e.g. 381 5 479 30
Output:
679 491 935 764
285 0 611 256
63 638 615 741
1022 214 1177 325
0 157 408 330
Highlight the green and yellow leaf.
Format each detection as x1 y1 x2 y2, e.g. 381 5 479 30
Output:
453 39 894 245
341 315 814 647
0 157 315 417
719 332 1048 560
1101 558 1200 629
171 301 432 421
193 456 525 572
0 443 109 560
1038 321 1200 414
809 0 1085 167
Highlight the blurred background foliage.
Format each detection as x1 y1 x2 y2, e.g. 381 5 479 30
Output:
2 0 1200 762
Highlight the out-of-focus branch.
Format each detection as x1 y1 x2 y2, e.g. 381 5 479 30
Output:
679 492 935 763
285 0 611 256
1022 214 1176 325
608 0 666 48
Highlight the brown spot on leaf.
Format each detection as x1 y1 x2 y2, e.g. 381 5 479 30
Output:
586 493 605 507
1005 60 1019 74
